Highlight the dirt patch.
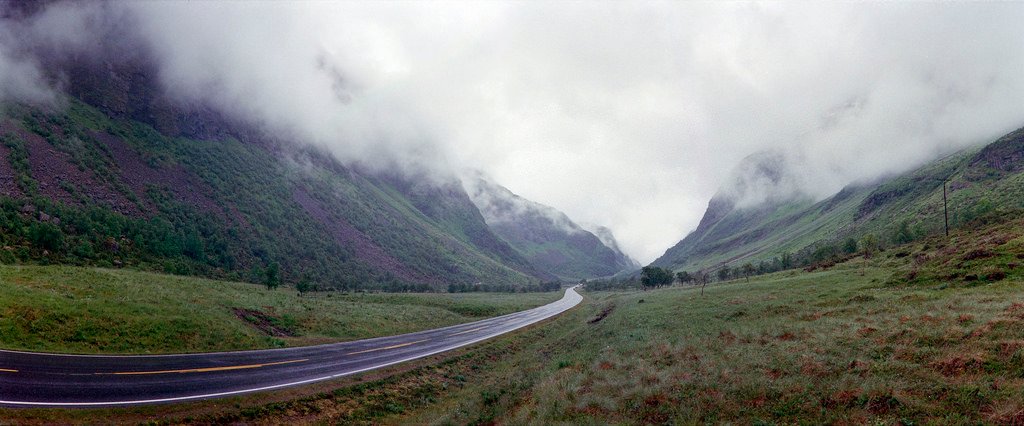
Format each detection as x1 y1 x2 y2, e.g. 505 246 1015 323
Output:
800 357 828 378
848 360 870 376
865 390 902 415
588 303 616 324
999 340 1024 357
777 331 797 341
930 354 986 377
857 327 878 337
233 307 297 337
963 249 995 261
1005 303 1024 319
823 389 862 409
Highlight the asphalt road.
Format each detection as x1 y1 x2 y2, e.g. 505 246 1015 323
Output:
0 286 582 408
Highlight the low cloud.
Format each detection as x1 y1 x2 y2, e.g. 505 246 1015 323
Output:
2 2 1023 263
464 173 585 236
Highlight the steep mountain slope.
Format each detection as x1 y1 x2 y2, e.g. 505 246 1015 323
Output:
653 127 1024 272
466 177 638 280
583 224 641 272
0 97 544 291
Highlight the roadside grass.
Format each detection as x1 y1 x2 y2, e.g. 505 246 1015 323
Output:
387 219 1024 424
0 265 559 354
393 265 1024 424
4 219 1024 424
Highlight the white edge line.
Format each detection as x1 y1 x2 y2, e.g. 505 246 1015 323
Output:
0 288 581 407
0 287 578 359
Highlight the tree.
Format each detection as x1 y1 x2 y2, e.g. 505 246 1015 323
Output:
296 275 313 295
28 222 64 251
843 237 858 254
780 252 793 269
812 244 838 263
696 271 710 296
717 266 732 282
675 271 692 285
641 266 673 290
894 220 915 245
860 234 879 256
741 263 755 282
264 262 281 290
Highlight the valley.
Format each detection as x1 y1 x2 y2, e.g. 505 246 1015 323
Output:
4 215 1023 424
2 2 1023 424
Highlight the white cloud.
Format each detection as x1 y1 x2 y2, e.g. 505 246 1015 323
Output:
4 1 1023 263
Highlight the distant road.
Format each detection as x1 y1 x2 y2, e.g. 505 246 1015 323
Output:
0 286 582 408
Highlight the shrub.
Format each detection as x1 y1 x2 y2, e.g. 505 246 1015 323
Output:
28 222 64 251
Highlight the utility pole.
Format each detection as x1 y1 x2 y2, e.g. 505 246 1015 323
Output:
943 179 949 236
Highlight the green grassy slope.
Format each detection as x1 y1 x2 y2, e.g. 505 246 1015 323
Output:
0 99 543 290
653 127 1024 273
32 216 1022 424
0 265 559 354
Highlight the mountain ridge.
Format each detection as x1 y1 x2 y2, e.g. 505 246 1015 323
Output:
466 176 639 280
652 126 1024 273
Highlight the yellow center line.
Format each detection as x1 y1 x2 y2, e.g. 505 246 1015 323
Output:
0 368 18 373
100 358 308 376
346 339 429 355
448 325 488 337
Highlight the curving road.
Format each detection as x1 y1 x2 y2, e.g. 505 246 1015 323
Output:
0 286 582 408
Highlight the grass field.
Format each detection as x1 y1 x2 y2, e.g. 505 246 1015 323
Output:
3 219 1024 424
114 217 1022 425
0 265 560 354
388 219 1024 425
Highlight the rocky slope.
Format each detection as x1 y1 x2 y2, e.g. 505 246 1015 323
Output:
0 55 548 290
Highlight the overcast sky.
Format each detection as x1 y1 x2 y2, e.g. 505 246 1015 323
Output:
3 1 1024 263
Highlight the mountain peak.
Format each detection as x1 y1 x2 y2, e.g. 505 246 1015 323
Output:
464 174 638 279
718 149 809 209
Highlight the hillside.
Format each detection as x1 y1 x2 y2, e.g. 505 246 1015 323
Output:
0 265 558 354
33 216 1023 424
584 224 641 272
0 12 644 290
466 176 638 280
652 127 1024 273
0 95 548 290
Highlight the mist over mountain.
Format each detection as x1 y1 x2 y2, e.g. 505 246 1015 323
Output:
0 3 564 290
652 126 1024 273
465 175 638 280
0 2 646 289
1 2 1023 265
581 224 640 271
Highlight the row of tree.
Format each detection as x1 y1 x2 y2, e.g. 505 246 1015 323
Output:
447 280 562 293
639 266 711 289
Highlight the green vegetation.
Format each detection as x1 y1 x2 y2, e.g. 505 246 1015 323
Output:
386 217 1024 424
653 127 1024 277
7 213 1024 424
0 265 559 354
0 98 543 291
640 266 673 289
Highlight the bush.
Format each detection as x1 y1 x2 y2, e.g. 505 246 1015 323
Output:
893 220 917 245
28 222 64 251
843 237 859 254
